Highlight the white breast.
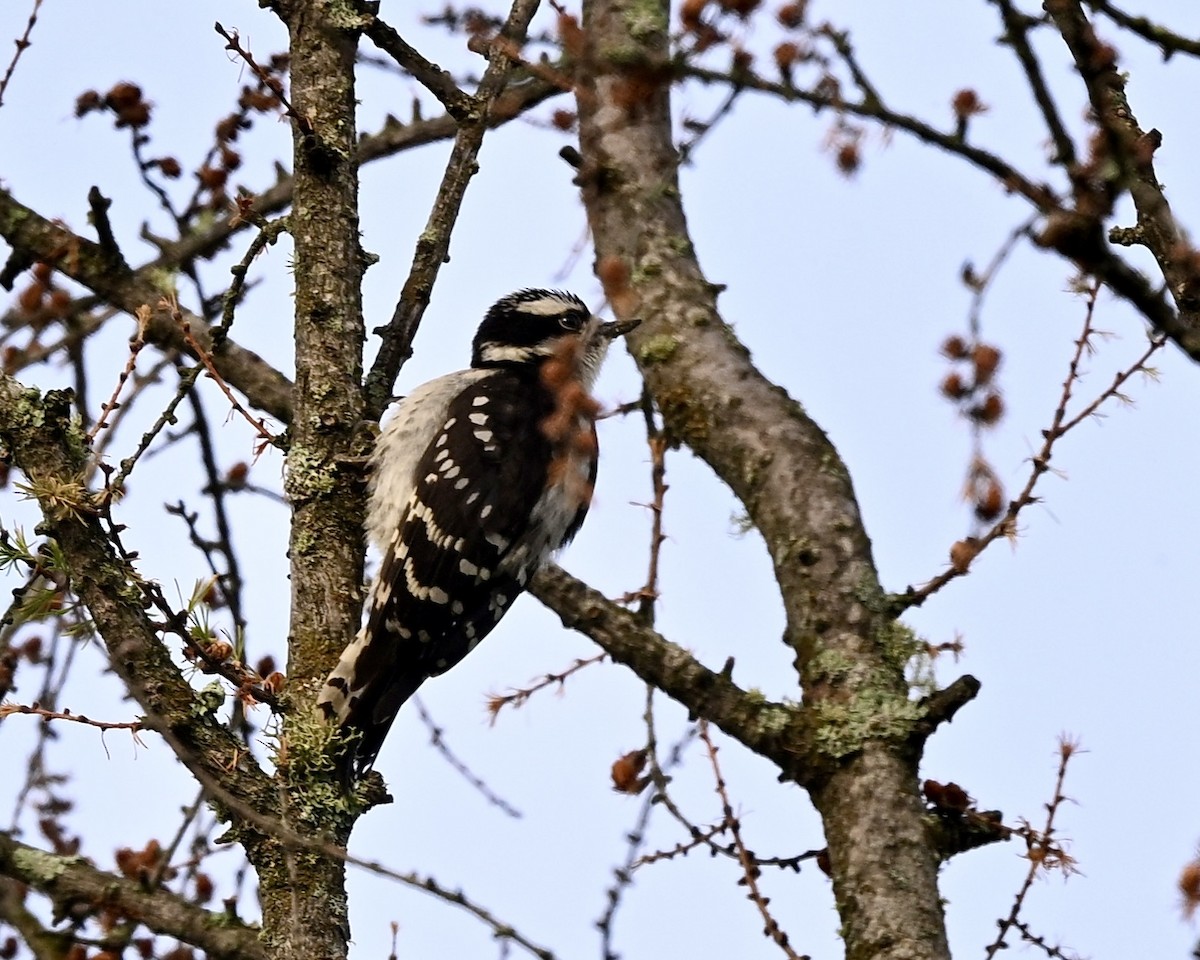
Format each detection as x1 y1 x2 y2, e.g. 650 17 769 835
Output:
365 368 492 553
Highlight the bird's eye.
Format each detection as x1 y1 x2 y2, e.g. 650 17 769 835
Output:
559 313 585 331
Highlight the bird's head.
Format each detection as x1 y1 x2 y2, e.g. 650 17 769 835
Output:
471 289 638 386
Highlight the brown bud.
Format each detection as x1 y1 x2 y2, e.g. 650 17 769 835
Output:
940 371 969 401
835 142 860 177
776 1 807 28
225 461 249 489
75 90 103 117
550 109 576 132
974 480 1004 522
194 872 215 903
680 0 708 29
105 81 142 110
263 671 287 695
114 102 151 129
197 166 228 191
48 289 72 319
611 749 649 794
773 42 801 71
951 88 987 121
971 392 1004 426
971 344 1002 384
940 335 968 360
255 654 277 678
18 281 46 315
949 538 977 573
941 781 970 811
1180 860 1200 918
157 156 182 178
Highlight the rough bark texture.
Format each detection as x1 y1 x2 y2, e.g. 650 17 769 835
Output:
0 834 264 960
573 1 950 957
255 4 369 960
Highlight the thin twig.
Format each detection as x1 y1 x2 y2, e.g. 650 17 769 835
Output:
618 388 668 621
698 721 804 960
989 0 1077 166
363 0 543 419
215 23 312 137
174 297 281 448
412 697 522 818
364 16 475 119
0 701 145 740
901 280 1165 608
486 653 607 723
87 305 149 441
0 0 43 108
985 736 1083 958
1083 0 1200 58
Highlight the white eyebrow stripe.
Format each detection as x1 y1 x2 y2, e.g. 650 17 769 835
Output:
478 341 564 364
516 296 585 316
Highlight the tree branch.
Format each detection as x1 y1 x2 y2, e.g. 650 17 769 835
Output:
0 376 277 817
1045 0 1200 349
530 564 820 786
574 3 952 957
0 832 265 960
363 0 544 419
0 186 294 422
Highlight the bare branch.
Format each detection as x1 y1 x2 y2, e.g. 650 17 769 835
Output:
0 832 266 960
699 721 805 960
363 0 544 418
0 373 277 814
529 564 818 785
363 16 475 119
0 186 295 421
0 0 42 109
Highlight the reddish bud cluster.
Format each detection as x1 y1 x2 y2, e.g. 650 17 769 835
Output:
597 254 637 319
15 261 74 327
680 0 724 52
115 839 175 883
939 334 1005 426
557 12 586 59
75 81 153 129
611 748 649 794
923 778 971 812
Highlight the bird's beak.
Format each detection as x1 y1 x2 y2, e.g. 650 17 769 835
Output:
599 317 641 339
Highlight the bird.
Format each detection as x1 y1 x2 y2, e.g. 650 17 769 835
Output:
318 288 637 778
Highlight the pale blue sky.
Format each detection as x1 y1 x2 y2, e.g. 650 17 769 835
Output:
2 2 1199 958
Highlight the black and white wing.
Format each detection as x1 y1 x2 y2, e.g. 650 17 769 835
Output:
318 372 595 775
